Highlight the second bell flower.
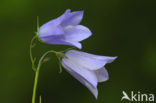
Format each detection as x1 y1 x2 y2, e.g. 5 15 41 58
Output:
61 50 117 99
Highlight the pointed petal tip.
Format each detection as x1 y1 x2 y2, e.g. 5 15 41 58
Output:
73 10 84 14
65 9 71 13
112 56 118 61
78 10 84 15
76 10 84 18
61 10 84 26
65 9 84 14
74 45 82 49
107 56 118 63
71 42 82 49
93 89 98 99
114 56 118 59
87 29 92 37
77 45 82 49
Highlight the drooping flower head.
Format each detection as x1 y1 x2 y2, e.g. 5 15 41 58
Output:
61 50 117 99
38 9 92 49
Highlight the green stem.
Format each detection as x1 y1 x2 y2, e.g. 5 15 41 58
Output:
30 34 38 71
32 66 40 103
32 50 58 103
39 96 42 103
30 16 39 71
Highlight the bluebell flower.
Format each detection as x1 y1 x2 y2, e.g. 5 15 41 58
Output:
61 50 117 99
38 9 92 49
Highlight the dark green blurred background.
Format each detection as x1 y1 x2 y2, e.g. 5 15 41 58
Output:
0 0 156 103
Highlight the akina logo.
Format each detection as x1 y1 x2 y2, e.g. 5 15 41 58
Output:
121 91 155 102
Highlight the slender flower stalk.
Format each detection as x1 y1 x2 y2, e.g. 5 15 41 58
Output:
31 49 66 103
39 96 42 103
30 35 37 71
30 16 39 71
32 50 58 103
30 34 66 103
30 16 46 103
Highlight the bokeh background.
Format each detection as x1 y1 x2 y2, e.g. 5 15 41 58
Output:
0 0 156 103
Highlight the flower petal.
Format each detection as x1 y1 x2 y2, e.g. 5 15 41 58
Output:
39 25 64 38
38 34 82 49
62 60 98 99
65 50 117 70
63 25 92 41
38 9 70 38
96 67 109 82
65 41 82 49
62 57 98 88
61 11 84 26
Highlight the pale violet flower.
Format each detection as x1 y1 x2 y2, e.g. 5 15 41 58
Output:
61 50 117 99
38 9 92 49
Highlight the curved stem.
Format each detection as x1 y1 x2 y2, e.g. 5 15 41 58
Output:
30 35 38 71
30 16 39 71
32 50 57 103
